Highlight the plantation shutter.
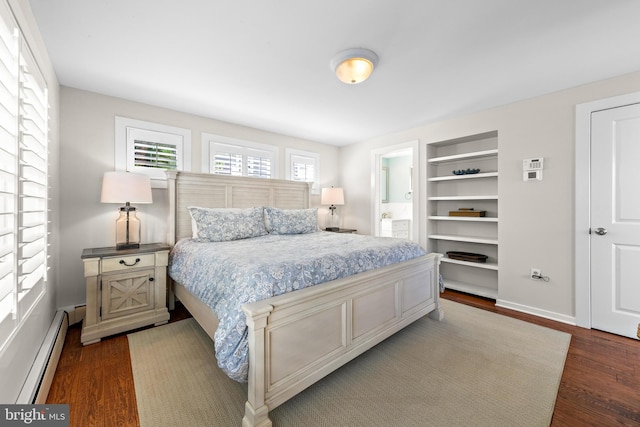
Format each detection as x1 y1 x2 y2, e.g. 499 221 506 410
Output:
17 43 48 315
290 153 318 194
291 154 315 182
0 1 19 345
125 127 183 179
133 140 178 170
212 143 243 176
246 147 271 178
0 1 48 350
210 142 273 178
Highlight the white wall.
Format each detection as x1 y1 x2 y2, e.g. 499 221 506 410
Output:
58 87 340 308
340 70 640 322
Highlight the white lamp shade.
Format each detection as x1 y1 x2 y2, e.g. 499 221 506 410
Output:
100 171 153 204
321 187 344 206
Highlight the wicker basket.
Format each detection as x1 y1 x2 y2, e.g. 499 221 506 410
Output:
446 251 488 263
449 210 486 217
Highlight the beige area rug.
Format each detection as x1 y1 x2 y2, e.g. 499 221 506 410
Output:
128 299 570 427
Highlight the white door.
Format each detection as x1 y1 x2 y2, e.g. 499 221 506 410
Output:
591 102 640 339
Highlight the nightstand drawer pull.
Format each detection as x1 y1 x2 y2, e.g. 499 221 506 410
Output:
119 258 140 267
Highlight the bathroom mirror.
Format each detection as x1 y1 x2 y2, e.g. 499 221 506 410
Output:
381 166 389 203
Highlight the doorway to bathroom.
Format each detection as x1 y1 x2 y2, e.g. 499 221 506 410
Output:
371 141 419 240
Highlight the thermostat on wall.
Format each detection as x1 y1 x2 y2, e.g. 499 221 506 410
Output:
523 157 544 181
523 157 544 171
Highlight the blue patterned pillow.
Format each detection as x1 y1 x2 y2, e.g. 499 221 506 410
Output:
188 206 267 242
264 207 318 234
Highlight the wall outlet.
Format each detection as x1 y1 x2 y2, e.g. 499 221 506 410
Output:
530 268 542 280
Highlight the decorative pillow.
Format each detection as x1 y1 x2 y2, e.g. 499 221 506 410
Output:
264 207 318 235
188 206 267 242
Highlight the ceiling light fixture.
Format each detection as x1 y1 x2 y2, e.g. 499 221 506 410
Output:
330 48 379 85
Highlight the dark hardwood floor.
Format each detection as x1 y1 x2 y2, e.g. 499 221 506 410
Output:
46 290 640 426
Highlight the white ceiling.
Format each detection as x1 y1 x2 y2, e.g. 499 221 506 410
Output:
27 0 640 146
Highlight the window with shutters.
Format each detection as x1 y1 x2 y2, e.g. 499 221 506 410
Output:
202 133 278 179
115 117 191 187
0 1 49 352
286 149 319 194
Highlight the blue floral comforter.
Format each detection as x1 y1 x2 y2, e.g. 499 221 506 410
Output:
168 231 426 382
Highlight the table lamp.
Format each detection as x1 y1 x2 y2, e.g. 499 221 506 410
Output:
321 187 344 231
100 171 153 250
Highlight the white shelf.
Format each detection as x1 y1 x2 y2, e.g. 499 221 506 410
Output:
428 195 498 201
443 279 498 299
428 149 498 164
428 216 498 222
441 257 498 270
428 172 498 182
426 132 499 300
428 234 498 245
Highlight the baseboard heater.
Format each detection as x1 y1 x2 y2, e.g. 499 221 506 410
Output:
16 310 69 404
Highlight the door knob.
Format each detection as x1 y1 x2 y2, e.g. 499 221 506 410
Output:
594 227 607 235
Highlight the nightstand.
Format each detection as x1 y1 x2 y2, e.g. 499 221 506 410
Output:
80 243 171 345
325 228 357 234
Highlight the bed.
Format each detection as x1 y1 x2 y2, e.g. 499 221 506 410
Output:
166 171 443 427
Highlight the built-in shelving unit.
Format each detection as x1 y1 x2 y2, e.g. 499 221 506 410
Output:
426 131 499 299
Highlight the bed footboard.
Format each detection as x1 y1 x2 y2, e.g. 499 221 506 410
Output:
241 252 442 427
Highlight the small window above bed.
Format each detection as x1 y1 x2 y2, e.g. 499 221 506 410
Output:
202 133 279 179
115 116 192 188
286 148 320 195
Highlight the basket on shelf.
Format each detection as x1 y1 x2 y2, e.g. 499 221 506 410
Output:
446 251 488 263
452 168 480 175
449 208 486 217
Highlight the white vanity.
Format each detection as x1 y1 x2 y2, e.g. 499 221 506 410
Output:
380 218 410 239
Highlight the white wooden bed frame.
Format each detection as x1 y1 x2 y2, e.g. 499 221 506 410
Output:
166 171 443 427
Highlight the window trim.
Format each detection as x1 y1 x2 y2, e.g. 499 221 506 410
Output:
115 116 191 188
201 133 279 178
285 148 320 194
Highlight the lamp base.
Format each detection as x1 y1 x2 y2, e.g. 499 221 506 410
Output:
116 242 140 250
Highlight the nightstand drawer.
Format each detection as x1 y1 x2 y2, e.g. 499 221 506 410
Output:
101 253 155 273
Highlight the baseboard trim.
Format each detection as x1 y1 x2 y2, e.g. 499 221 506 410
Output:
496 299 576 326
17 310 68 404
59 304 86 325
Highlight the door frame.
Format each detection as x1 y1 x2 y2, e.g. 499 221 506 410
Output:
370 140 419 240
575 90 640 328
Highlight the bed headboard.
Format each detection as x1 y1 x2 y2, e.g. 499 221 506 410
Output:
166 171 312 244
